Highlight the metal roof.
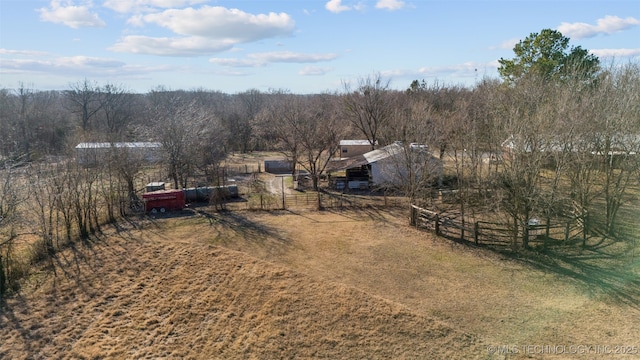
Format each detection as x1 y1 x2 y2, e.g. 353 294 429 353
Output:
339 139 375 146
326 143 404 172
363 143 403 163
76 142 162 149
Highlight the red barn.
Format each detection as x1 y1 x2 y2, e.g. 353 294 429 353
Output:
142 189 185 213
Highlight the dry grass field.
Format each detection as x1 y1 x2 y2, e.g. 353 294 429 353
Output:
1 204 639 359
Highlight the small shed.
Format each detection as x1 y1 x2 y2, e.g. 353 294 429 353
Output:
338 140 376 158
264 159 294 174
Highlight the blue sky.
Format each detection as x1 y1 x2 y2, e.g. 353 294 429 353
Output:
1 0 639 94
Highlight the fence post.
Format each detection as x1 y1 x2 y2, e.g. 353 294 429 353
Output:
260 194 264 210
410 206 416 227
435 214 440 236
474 221 479 245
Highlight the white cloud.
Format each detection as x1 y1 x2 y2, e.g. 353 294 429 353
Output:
0 55 131 75
112 6 295 56
375 0 405 10
250 51 338 63
210 51 338 67
326 0 351 13
299 66 332 76
0 49 50 56
558 15 640 39
140 6 295 41
102 0 208 13
494 38 519 50
110 35 235 56
208 58 258 67
127 14 145 27
58 55 126 67
39 0 106 28
590 48 640 58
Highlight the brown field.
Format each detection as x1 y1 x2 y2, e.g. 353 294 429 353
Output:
1 205 639 359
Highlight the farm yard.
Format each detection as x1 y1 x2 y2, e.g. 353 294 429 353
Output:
1 45 639 358
1 203 639 359
1 146 640 359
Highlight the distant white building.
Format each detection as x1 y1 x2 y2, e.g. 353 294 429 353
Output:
338 139 377 158
75 142 162 166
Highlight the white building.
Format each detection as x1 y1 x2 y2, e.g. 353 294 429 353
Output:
327 142 442 190
75 142 162 166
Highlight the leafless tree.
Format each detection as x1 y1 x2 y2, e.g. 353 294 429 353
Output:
379 91 441 204
259 91 347 191
98 83 134 139
0 162 23 295
232 88 265 152
342 73 393 150
65 79 102 132
149 92 212 189
490 75 553 248
107 146 146 218
28 164 58 261
13 83 36 161
591 63 640 235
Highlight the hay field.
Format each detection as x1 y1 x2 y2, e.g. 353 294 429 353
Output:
1 206 638 359
1 210 483 359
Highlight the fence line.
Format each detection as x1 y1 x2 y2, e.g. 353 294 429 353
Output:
227 191 406 211
410 205 583 248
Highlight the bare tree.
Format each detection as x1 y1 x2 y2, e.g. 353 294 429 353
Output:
258 89 301 176
381 91 441 204
296 93 346 190
233 88 265 152
107 146 146 217
0 162 23 296
342 73 393 150
13 83 36 161
491 75 553 249
259 91 346 191
149 92 211 189
98 83 133 139
65 79 102 132
28 164 58 260
591 64 640 235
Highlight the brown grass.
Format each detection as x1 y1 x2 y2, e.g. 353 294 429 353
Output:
1 206 638 359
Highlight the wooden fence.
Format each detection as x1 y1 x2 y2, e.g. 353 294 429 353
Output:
410 205 583 248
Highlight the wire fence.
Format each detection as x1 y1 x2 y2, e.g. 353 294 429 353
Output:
226 191 408 211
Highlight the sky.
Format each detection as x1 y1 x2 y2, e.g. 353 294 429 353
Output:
1 0 639 94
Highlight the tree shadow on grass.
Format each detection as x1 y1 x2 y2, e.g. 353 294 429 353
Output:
0 294 35 356
195 209 290 247
501 238 640 309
